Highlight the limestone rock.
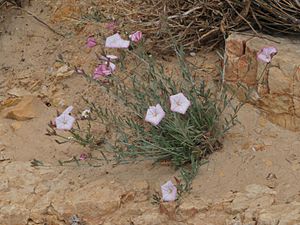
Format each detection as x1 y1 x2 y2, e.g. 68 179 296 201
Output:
159 201 177 220
229 184 275 214
178 197 210 220
257 203 300 225
225 33 300 130
5 96 37 121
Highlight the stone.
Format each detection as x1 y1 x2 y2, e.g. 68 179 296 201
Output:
293 96 300 117
7 87 32 97
69 181 122 218
225 33 300 130
245 184 276 198
225 33 252 57
131 211 170 225
257 203 300 225
5 96 37 121
229 184 275 214
268 67 292 95
159 201 177 220
178 197 209 220
133 180 150 202
10 121 22 131
55 65 74 80
257 94 293 114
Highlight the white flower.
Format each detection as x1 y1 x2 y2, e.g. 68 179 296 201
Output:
55 106 75 130
145 104 165 126
170 93 191 114
100 55 118 61
161 180 177 202
105 33 130 49
81 109 91 118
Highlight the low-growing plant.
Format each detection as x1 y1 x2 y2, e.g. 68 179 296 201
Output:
48 39 245 194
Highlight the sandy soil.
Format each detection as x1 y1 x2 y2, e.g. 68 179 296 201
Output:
1 0 300 222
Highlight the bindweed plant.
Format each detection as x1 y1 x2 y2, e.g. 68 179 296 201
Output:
48 33 246 195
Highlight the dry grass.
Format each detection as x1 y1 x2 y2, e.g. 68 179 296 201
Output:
107 0 300 53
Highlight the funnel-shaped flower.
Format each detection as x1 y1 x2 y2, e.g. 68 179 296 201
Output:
86 37 97 48
129 31 143 43
93 63 116 79
170 93 191 114
257 46 277 63
105 33 130 49
161 180 177 202
55 106 75 130
145 104 165 126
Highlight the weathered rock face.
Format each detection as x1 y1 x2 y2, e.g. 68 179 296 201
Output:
2 161 300 225
3 96 37 121
225 33 300 131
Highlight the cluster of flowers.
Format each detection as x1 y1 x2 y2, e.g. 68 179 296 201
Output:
145 93 191 126
52 31 278 202
87 31 142 79
54 31 143 131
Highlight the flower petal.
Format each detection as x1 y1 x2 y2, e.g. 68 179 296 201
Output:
100 54 118 61
62 106 74 115
55 113 75 130
161 180 177 202
145 104 165 126
129 31 143 43
86 37 97 48
93 64 113 79
105 33 130 49
257 46 277 63
170 93 191 114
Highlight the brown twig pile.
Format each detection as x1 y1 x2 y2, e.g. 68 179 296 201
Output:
109 0 300 53
0 0 22 7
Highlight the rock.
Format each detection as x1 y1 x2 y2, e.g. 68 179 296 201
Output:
257 202 300 225
228 184 275 214
268 67 292 95
159 201 177 220
0 141 5 151
0 97 21 112
55 65 74 79
10 121 22 131
178 197 209 220
244 184 276 198
132 211 170 225
69 181 123 219
133 180 150 202
7 87 32 97
225 33 300 130
5 96 37 121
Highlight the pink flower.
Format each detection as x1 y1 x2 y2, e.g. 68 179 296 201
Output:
129 31 143 43
257 46 277 63
93 63 116 79
170 93 191 114
145 104 165 126
79 153 88 160
105 33 130 49
86 37 97 48
55 106 75 130
161 180 177 202
106 21 117 31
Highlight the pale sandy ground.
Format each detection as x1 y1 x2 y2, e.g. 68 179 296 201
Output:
1 1 300 222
